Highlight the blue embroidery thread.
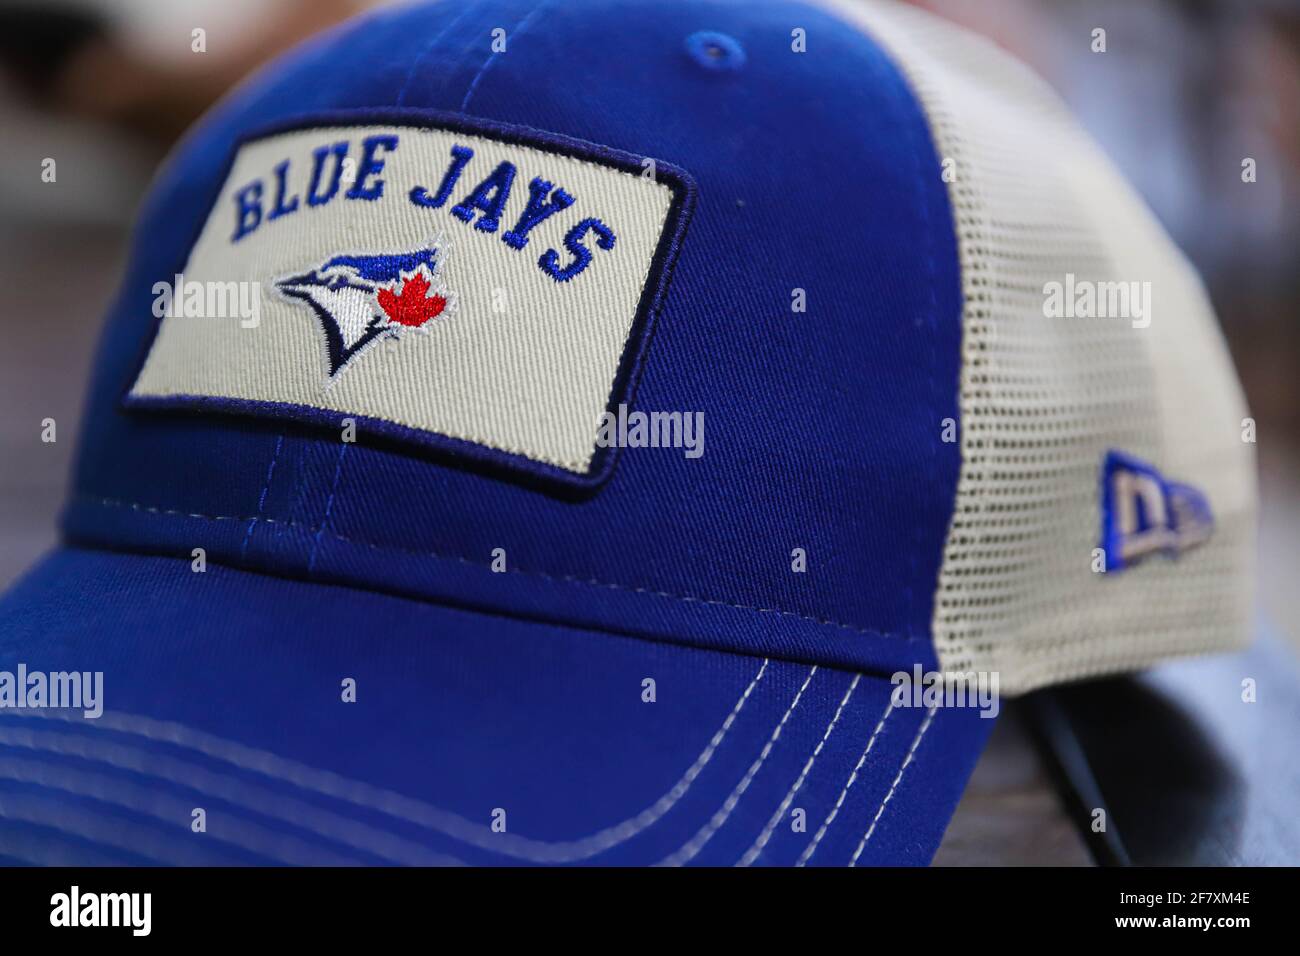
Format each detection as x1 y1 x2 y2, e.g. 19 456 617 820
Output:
267 160 300 221
307 142 349 206
410 144 474 209
502 177 575 250
451 160 517 232
345 134 399 201
539 217 616 282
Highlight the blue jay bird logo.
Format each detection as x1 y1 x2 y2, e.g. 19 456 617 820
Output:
275 247 453 380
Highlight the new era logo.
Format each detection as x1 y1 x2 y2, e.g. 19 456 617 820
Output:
1100 450 1213 572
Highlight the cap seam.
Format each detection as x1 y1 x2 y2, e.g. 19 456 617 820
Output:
66 492 927 644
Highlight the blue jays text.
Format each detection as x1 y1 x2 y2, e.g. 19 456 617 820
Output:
230 133 617 282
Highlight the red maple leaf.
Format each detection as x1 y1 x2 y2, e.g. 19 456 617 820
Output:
377 271 446 327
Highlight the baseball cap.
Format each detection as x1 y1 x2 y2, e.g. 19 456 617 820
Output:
0 0 1254 866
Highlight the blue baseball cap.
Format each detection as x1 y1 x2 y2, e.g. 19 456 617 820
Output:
0 0 1254 865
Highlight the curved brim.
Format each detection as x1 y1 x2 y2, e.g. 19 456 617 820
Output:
0 548 993 866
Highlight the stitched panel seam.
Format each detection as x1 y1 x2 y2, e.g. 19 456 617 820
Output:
67 493 925 643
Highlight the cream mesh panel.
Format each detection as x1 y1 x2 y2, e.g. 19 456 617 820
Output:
820 0 1256 694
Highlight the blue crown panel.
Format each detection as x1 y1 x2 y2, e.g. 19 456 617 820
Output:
64 0 963 675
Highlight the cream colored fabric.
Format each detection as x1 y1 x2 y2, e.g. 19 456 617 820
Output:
820 0 1256 693
130 124 675 473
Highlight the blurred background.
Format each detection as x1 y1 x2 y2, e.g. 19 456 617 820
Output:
0 0 1295 864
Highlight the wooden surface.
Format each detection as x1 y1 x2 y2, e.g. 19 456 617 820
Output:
934 709 1093 866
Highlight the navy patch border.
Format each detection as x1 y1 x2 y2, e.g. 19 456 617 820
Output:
122 108 697 494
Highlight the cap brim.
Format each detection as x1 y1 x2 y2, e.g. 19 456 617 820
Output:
0 548 993 866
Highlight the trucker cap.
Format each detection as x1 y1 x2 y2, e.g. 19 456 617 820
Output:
0 0 1255 866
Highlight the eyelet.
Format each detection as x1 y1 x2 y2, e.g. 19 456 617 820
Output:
685 31 746 72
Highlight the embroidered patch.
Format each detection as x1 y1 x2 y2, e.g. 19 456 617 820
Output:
275 248 455 380
1099 450 1214 572
127 113 693 485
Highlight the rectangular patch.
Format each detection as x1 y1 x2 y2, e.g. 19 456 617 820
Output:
126 112 693 486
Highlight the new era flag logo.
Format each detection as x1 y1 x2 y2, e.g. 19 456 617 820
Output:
1100 450 1214 572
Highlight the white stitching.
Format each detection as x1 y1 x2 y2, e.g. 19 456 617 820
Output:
70 494 926 642
0 755 368 866
0 788 208 866
847 705 937 866
656 665 817 867
795 697 895 866
736 673 860 866
1 658 769 863
0 723 461 866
